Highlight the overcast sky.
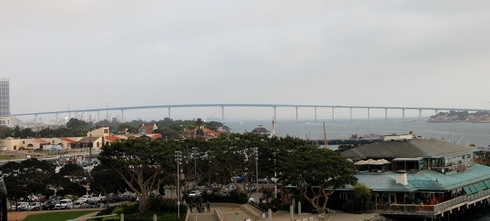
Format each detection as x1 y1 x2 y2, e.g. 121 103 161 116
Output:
2 0 490 121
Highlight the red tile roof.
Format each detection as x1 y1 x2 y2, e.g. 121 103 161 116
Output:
105 136 121 142
152 134 163 139
60 138 77 143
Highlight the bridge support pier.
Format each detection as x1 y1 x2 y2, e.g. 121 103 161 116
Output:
367 108 370 121
314 107 317 122
419 109 422 120
350 108 352 121
332 107 335 122
295 107 299 121
221 106 225 123
385 108 388 120
402 109 405 120
273 106 277 121
168 107 171 120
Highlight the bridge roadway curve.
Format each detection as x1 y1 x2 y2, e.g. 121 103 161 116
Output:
11 103 490 122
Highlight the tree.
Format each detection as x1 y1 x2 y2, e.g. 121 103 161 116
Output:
343 184 374 213
279 144 357 214
59 164 87 185
90 164 128 195
66 118 88 130
1 159 57 199
98 139 176 213
204 121 223 132
117 123 138 134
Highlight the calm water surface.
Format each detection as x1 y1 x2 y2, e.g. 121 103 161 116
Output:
226 119 490 147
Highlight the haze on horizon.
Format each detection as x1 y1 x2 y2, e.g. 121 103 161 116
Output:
2 0 490 121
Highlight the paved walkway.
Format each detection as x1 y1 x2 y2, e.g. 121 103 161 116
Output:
7 208 103 221
270 209 380 221
188 203 381 221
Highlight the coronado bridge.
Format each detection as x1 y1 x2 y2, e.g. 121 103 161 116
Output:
11 104 490 122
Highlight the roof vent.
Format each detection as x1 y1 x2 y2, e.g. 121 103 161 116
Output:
396 170 408 185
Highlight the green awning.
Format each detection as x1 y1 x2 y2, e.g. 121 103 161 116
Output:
464 186 474 194
468 185 477 193
475 183 485 192
484 180 490 189
479 182 487 191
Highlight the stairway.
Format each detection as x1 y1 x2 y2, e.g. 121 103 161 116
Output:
188 213 218 221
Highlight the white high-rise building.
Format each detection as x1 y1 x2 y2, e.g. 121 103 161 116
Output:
0 78 11 127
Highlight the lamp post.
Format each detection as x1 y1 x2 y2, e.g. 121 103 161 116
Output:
192 147 199 184
273 151 278 199
174 151 182 218
254 147 259 196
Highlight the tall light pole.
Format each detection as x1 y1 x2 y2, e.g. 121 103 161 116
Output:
254 147 259 196
175 151 182 218
273 151 278 199
192 147 199 184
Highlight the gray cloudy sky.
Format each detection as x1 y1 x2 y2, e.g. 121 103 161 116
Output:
2 0 490 120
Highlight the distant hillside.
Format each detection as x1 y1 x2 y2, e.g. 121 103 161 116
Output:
428 111 490 123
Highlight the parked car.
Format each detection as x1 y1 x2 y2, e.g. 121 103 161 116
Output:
73 201 83 209
55 199 73 210
107 194 121 203
189 190 201 197
75 195 99 204
28 202 41 211
42 200 59 210
224 185 236 193
11 202 29 211
120 194 136 202
80 201 100 208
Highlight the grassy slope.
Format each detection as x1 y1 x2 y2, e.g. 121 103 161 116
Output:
23 210 99 221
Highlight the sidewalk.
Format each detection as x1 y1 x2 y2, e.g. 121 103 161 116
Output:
189 203 381 221
71 211 101 220
270 209 380 221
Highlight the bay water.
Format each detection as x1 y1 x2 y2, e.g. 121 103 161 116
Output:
225 119 490 147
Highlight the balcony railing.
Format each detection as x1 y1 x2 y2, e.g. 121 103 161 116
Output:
377 189 490 217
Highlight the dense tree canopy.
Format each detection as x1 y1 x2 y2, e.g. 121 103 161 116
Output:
98 138 177 212
97 134 356 214
279 144 357 213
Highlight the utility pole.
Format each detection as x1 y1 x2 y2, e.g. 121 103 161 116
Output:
175 151 182 218
192 147 199 184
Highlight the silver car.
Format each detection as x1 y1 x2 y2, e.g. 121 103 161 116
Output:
54 199 73 209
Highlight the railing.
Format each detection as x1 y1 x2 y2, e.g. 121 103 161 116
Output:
214 207 225 221
247 201 266 212
433 196 467 212
378 190 490 217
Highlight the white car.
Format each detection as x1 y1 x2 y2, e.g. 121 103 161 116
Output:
28 202 41 211
189 190 201 197
11 202 29 211
76 195 99 204
54 199 73 209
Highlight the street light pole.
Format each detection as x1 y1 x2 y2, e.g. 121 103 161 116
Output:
192 147 198 184
273 151 277 199
254 147 259 196
175 151 182 218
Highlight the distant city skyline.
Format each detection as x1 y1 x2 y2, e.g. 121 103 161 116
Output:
2 1 490 121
